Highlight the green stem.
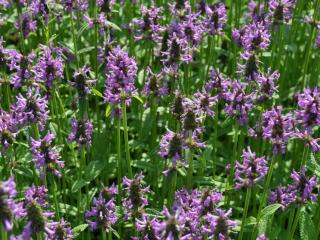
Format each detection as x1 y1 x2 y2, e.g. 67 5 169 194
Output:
186 130 193 190
168 169 177 208
212 104 218 177
1 225 7 240
239 187 252 240
122 101 132 178
70 12 79 68
116 116 122 187
288 208 301 240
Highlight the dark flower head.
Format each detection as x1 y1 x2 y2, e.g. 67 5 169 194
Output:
0 177 24 232
30 0 50 24
104 47 138 106
85 194 117 232
31 132 64 178
68 118 93 148
238 51 260 82
47 219 73 240
60 0 88 12
11 88 49 130
204 3 227 36
159 129 185 163
205 69 230 99
248 0 266 23
135 213 160 240
70 65 96 96
97 0 115 19
235 147 268 190
268 0 295 27
255 69 279 101
0 109 17 151
16 12 37 38
171 91 184 119
122 173 150 219
143 67 168 97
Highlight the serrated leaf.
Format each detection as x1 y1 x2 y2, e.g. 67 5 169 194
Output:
72 224 88 238
260 204 282 219
307 152 320 178
71 179 89 193
84 160 106 182
300 209 316 240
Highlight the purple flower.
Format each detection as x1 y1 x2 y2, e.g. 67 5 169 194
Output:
235 147 268 190
104 47 138 106
290 167 318 204
132 5 164 43
268 0 295 26
25 184 48 208
256 233 269 240
30 0 50 24
202 208 237 240
70 65 96 96
135 213 161 240
204 3 227 36
33 45 64 90
261 106 294 155
205 69 230 99
122 173 150 219
295 88 320 133
47 219 73 240
97 0 115 19
68 118 93 148
223 80 254 125
143 67 168 97
60 0 88 12
242 22 270 51
6 50 36 88
159 129 185 162
193 90 217 117
11 88 49 130
0 109 17 151
269 185 296 210
238 51 260 82
247 1 266 23
0 177 24 231
85 195 117 232
171 91 185 119
31 132 64 178
16 12 37 38
255 69 279 101
294 129 320 153
315 32 320 48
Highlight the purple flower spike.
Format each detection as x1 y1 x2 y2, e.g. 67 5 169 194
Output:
135 213 160 240
261 106 293 155
290 167 318 204
31 132 64 178
11 88 49 130
268 0 296 26
193 90 217 117
25 184 48 208
85 194 117 232
15 12 37 38
315 32 320 48
104 47 138 106
122 172 150 219
154 207 182 240
0 177 24 232
30 0 50 24
47 219 73 240
255 69 279 101
0 109 17 151
223 80 253 125
235 147 268 190
256 233 269 240
33 45 64 91
68 118 93 148
159 129 185 161
294 129 320 153
205 69 230 99
204 3 227 36
70 65 96 96
248 1 266 23
238 51 260 82
61 0 88 12
143 67 169 97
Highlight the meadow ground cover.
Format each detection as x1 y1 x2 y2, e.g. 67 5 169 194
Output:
0 0 320 239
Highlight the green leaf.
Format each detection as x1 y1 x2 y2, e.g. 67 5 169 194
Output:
84 160 106 182
106 21 121 31
133 95 144 104
300 209 316 240
92 88 104 98
58 203 78 216
71 179 89 193
260 204 282 219
307 152 320 178
72 224 88 238
77 22 90 38
105 104 112 118
78 46 95 55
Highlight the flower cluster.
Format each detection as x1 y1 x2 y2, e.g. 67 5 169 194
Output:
68 118 93 148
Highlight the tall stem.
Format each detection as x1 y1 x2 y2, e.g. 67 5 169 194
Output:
116 116 122 187
122 101 132 178
168 169 177 208
239 187 252 240
186 130 193 190
288 208 301 240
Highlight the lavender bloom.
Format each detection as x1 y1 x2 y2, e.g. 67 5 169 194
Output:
242 22 270 51
204 3 227 36
315 32 320 48
60 0 88 12
154 207 182 240
97 0 115 19
290 167 318 204
238 51 260 82
132 5 164 43
16 12 37 38
30 0 50 24
47 219 73 240
22 185 54 240
68 118 93 148
269 186 296 210
178 13 204 47
159 129 185 162
234 147 268 190
256 233 269 240
268 0 295 26
104 47 138 106
203 208 237 240
248 0 266 23
0 177 24 231
205 69 230 99
33 45 64 90
0 109 17 151
31 132 64 178
11 88 49 130
70 65 96 96
143 67 168 97
0 37 8 68
135 213 160 240
85 195 117 232
223 80 253 125
255 69 279 101
261 106 293 155
193 90 217 117
294 129 320 153
295 88 320 133
122 173 150 219
6 50 35 88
